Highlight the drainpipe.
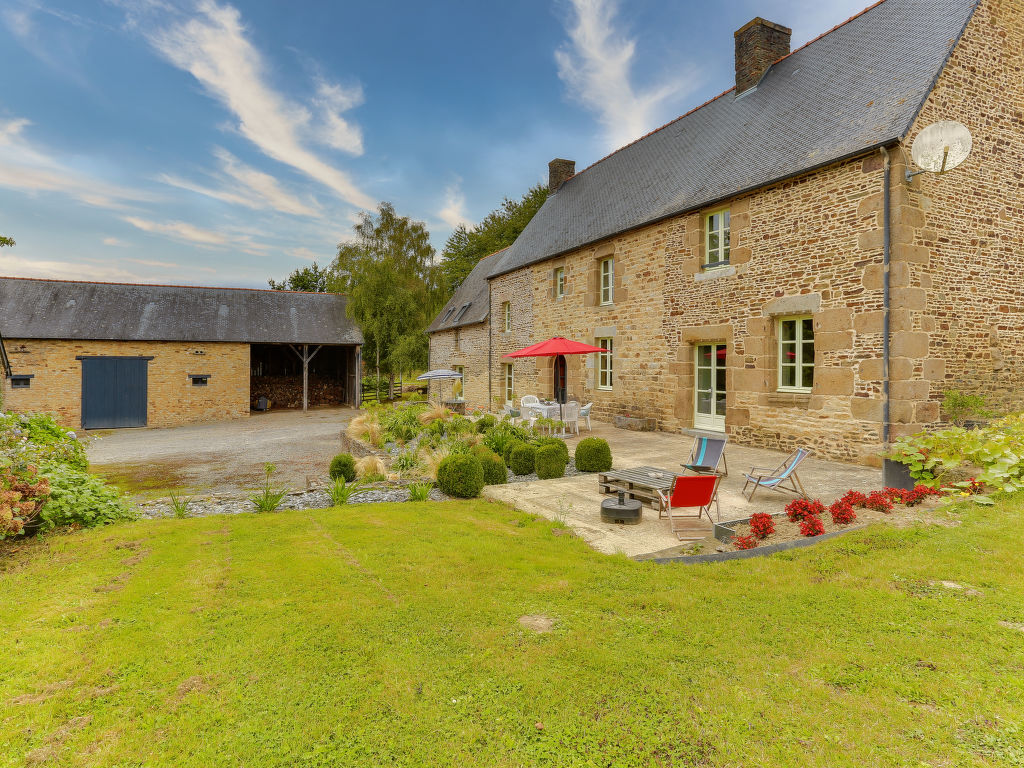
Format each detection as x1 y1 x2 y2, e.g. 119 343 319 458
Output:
880 146 892 446
487 282 493 411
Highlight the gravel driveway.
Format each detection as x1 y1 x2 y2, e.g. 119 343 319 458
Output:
87 407 357 498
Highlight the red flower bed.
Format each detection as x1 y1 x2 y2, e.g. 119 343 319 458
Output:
829 499 857 525
748 512 776 539
865 490 894 513
841 490 868 508
799 515 826 537
733 534 759 550
785 498 826 522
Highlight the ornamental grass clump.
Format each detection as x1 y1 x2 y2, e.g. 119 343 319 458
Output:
407 482 433 502
535 444 568 480
249 463 288 513
748 512 775 539
329 453 356 482
785 498 825 522
328 477 366 506
509 443 537 476
799 515 826 537
436 454 484 498
355 455 386 480
574 438 612 472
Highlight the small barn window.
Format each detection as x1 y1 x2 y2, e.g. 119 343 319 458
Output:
11 375 33 389
189 374 211 387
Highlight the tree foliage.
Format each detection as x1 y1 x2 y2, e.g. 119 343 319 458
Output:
438 184 548 295
0 236 14 248
268 261 330 292
330 202 440 378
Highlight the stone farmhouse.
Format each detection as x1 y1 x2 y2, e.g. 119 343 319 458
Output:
0 278 362 429
428 0 1024 464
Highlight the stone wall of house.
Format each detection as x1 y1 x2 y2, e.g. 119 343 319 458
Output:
0 339 250 429
427 322 491 411
489 270 537 409
903 0 1024 420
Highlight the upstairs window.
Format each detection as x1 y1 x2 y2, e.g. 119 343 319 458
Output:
599 258 614 305
705 210 730 267
502 301 511 332
554 267 565 299
778 316 814 392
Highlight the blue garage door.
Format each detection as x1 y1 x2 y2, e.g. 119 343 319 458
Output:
81 357 150 429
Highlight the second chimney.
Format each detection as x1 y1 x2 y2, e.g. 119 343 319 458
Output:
548 158 575 193
734 17 791 95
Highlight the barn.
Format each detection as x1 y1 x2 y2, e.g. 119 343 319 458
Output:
0 277 362 429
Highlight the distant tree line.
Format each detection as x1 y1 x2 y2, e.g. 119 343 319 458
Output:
267 184 548 388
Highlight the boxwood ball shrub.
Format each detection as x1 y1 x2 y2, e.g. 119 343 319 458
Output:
329 453 356 482
535 444 568 480
436 454 485 498
475 414 497 433
533 436 569 464
503 440 526 466
472 445 508 486
574 437 612 472
509 443 537 476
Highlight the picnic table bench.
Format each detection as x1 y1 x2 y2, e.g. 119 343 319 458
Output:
598 466 676 512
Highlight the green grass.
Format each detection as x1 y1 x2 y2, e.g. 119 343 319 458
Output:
2 497 1024 766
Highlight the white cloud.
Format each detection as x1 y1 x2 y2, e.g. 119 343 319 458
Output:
0 252 166 283
0 118 152 209
147 0 374 209
437 182 471 229
122 214 272 256
555 0 701 151
102 236 129 246
159 146 321 217
312 79 364 155
286 246 320 261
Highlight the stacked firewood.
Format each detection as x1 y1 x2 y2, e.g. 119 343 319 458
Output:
250 376 346 409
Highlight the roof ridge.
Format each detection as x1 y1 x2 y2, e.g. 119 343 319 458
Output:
567 0 890 183
0 274 338 296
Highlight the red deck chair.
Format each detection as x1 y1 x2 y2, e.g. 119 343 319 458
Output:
655 474 721 540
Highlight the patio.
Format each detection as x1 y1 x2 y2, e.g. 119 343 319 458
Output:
482 421 882 558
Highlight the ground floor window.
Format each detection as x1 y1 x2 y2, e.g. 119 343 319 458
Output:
695 344 726 431
778 316 814 391
452 365 464 400
597 338 613 390
503 363 514 405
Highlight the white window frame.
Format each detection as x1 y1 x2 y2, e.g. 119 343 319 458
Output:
452 365 464 401
554 267 565 299
503 363 514 405
596 337 613 390
599 258 614 305
502 301 511 332
777 315 814 393
704 209 731 267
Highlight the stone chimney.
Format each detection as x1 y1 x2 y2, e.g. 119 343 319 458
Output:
548 158 575 193
734 17 791 95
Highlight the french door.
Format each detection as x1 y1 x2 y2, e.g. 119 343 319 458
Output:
694 344 726 431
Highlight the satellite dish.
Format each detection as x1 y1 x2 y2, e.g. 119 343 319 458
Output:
909 120 972 179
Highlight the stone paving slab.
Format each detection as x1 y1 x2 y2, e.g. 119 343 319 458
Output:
483 421 882 557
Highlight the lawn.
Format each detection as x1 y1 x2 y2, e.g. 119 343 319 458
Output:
2 497 1023 766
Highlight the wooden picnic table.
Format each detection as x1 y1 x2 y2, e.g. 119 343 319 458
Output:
598 466 676 512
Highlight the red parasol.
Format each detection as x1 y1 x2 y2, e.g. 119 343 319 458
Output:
503 336 606 358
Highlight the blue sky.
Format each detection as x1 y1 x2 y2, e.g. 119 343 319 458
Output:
0 0 869 288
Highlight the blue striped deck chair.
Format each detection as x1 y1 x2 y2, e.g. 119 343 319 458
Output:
682 435 728 477
742 449 810 502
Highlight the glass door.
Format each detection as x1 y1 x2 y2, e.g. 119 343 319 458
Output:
694 344 726 431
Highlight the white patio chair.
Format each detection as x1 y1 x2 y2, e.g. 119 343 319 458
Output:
520 395 540 410
579 403 593 431
562 401 580 435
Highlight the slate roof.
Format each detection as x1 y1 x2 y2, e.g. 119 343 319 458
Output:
427 250 506 334
0 277 363 345
488 0 978 277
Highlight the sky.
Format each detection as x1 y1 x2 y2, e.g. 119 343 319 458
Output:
0 0 871 288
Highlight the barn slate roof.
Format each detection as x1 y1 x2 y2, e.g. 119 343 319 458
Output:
0 277 363 345
488 0 978 278
427 250 506 334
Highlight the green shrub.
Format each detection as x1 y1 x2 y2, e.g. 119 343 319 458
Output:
249 463 288 512
448 415 474 435
575 437 612 472
475 414 497 433
425 419 447 438
38 463 134 530
483 420 531 456
407 482 433 501
329 453 356 482
535 444 568 480
328 477 366 505
503 440 525 466
0 412 87 471
436 454 485 498
533 436 569 464
509 443 537 476
942 390 994 426
472 445 507 485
